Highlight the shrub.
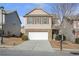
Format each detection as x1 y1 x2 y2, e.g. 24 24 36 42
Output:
55 35 66 41
21 34 29 41
75 38 79 44
12 34 16 37
19 32 24 37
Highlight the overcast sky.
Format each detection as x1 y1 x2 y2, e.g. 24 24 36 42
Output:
0 3 79 26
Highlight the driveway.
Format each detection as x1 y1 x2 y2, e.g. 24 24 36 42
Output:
11 40 54 52
0 40 75 56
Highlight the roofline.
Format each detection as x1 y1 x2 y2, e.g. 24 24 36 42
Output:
24 8 51 17
15 11 22 24
5 10 16 14
24 15 53 17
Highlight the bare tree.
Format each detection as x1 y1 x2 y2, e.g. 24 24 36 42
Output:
49 3 78 21
48 3 78 51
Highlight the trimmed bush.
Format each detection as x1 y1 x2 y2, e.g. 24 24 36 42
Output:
12 34 16 37
55 35 66 41
75 38 79 44
21 35 29 41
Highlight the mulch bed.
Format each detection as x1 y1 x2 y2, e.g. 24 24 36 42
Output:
1 37 24 46
50 40 79 49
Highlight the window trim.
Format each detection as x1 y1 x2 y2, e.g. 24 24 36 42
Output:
27 16 49 24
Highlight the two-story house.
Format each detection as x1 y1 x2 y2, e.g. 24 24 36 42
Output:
0 7 21 36
60 17 75 42
24 8 60 41
71 15 79 38
60 15 79 42
73 20 79 38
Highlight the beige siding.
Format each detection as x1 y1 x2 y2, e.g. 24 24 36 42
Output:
24 9 53 40
24 17 52 29
73 21 79 29
28 9 49 15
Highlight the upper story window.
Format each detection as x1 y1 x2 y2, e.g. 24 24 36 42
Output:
34 17 41 24
41 17 49 24
27 17 34 24
27 17 49 24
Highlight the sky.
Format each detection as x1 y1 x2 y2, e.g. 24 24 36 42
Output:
0 3 79 26
0 3 55 26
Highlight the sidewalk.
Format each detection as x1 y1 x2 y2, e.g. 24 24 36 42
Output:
53 48 79 54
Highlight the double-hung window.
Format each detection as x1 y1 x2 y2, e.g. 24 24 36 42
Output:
27 17 49 24
42 17 49 24
34 17 41 24
27 17 34 24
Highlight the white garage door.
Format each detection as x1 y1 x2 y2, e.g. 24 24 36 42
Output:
28 32 48 40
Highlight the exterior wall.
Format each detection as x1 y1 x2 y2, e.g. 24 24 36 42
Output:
73 21 79 29
24 9 56 40
0 9 5 29
21 28 25 33
60 19 75 42
75 32 79 38
52 18 60 29
24 17 52 29
28 9 49 15
25 29 52 41
73 21 79 38
3 12 21 36
0 9 2 29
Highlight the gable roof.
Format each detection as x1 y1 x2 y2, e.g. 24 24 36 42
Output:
24 8 51 17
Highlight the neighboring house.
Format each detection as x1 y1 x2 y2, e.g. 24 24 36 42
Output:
24 8 60 41
0 7 21 36
60 15 79 42
60 17 75 42
73 20 79 38
21 26 25 33
70 14 79 39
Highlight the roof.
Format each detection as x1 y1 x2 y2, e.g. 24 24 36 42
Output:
5 10 16 14
24 8 59 19
24 8 51 17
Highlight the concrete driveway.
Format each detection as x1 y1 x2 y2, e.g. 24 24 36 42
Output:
12 40 54 52
0 40 75 56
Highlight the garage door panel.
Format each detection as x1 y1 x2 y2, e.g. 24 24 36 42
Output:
28 32 48 40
